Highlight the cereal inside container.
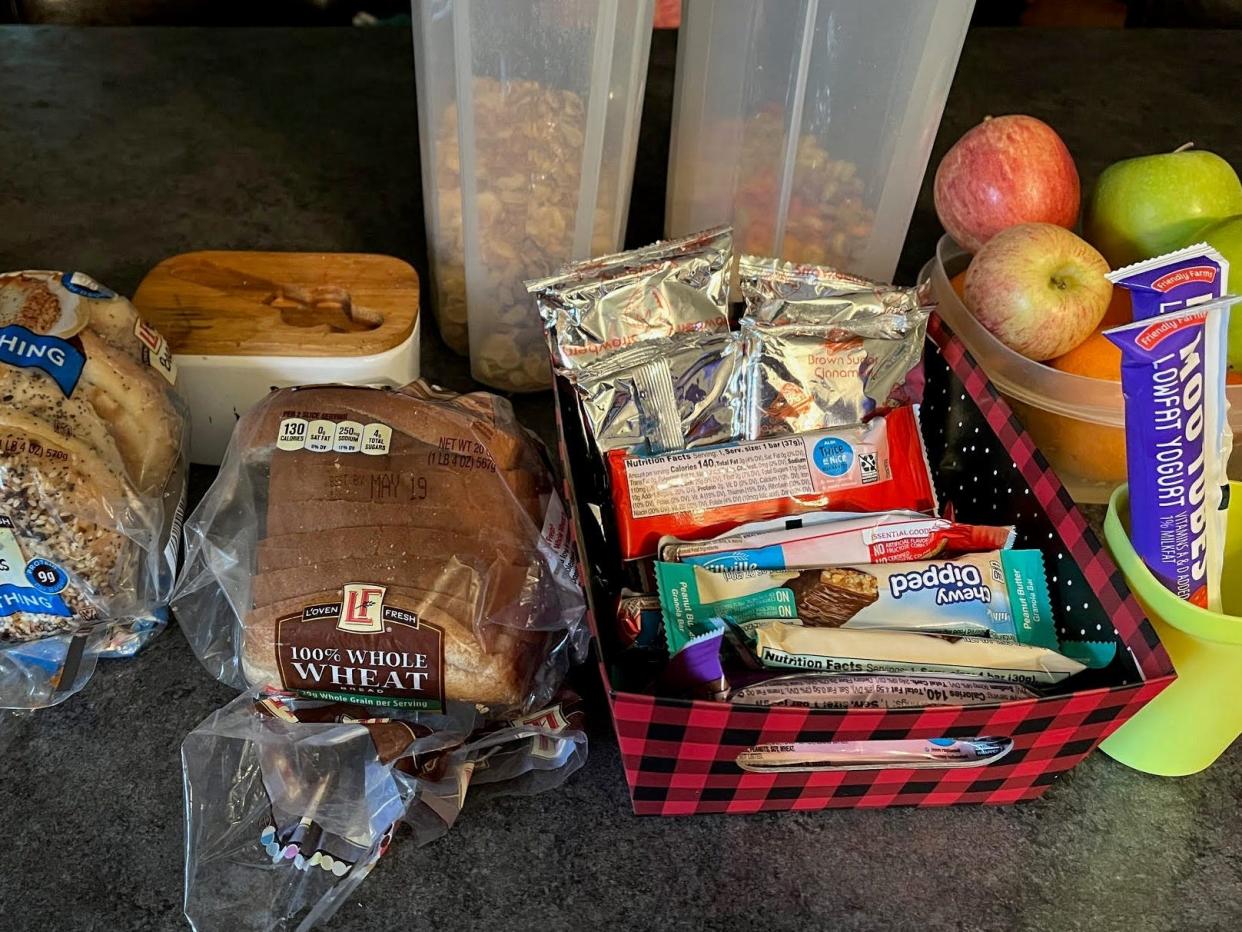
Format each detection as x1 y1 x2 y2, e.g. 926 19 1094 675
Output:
413 0 655 392
665 0 972 283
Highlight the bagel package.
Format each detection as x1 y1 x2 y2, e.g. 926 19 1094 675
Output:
173 380 588 930
0 270 188 707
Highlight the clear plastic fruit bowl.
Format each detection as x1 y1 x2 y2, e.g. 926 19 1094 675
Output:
923 233 1242 504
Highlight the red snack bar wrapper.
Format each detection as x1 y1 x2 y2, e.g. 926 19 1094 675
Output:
606 405 937 559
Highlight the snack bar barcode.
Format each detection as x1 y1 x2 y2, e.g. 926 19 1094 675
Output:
277 418 392 455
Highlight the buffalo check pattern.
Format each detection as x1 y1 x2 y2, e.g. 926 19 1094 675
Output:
554 318 1176 817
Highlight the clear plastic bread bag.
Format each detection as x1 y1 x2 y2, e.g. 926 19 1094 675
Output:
173 380 588 930
0 270 188 708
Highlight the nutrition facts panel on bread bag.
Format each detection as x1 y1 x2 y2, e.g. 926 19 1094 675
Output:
624 438 816 519
277 416 392 455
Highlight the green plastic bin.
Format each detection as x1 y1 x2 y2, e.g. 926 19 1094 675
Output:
1101 482 1242 775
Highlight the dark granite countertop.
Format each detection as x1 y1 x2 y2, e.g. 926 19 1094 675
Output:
1 25 1241 932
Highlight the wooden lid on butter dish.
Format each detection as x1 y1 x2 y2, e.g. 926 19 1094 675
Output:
132 251 419 358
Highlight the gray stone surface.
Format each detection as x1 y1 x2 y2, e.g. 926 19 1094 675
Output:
1 24 1241 932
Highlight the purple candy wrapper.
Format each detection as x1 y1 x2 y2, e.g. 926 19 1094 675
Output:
1107 243 1229 321
661 626 728 700
1106 299 1233 610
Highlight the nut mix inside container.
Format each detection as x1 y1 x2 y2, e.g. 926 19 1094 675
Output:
428 76 623 392
0 270 188 707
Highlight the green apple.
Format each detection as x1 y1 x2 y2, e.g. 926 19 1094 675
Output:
1182 214 1242 369
1085 149 1242 267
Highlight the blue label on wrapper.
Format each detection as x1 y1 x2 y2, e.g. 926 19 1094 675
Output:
813 438 853 476
25 558 68 594
687 544 787 572
0 583 71 618
0 325 84 397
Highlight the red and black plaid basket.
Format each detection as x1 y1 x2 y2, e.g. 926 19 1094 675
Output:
552 315 1175 815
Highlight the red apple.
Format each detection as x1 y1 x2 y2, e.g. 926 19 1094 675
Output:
963 223 1111 361
934 115 1080 253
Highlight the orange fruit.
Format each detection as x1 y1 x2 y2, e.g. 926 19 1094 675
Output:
949 269 967 301
1049 329 1121 380
1101 287 1131 327
1021 328 1127 485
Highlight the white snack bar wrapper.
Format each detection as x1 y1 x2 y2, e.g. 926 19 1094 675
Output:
753 622 1085 686
730 672 1038 709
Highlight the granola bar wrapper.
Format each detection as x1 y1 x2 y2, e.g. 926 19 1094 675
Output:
752 623 1085 686
729 672 1039 709
606 405 937 559
659 510 1015 570
573 329 746 454
654 550 1057 645
1106 300 1233 610
529 226 732 375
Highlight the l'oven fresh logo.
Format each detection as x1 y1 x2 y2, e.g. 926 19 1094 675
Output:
889 561 992 605
338 583 387 633
0 326 85 396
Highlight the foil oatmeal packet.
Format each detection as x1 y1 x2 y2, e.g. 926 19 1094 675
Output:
574 329 745 455
738 256 930 437
528 226 732 375
738 255 929 326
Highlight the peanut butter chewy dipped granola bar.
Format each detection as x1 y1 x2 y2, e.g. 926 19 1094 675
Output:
173 380 589 931
0 270 187 707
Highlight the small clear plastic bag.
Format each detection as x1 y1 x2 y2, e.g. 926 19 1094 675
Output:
182 690 587 932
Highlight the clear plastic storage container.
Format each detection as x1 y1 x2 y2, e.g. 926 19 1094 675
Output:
926 235 1242 504
666 0 973 283
412 0 655 391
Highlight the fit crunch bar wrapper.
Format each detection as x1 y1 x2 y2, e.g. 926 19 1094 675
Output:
1106 300 1232 610
659 510 1014 570
1107 243 1228 320
606 405 937 559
